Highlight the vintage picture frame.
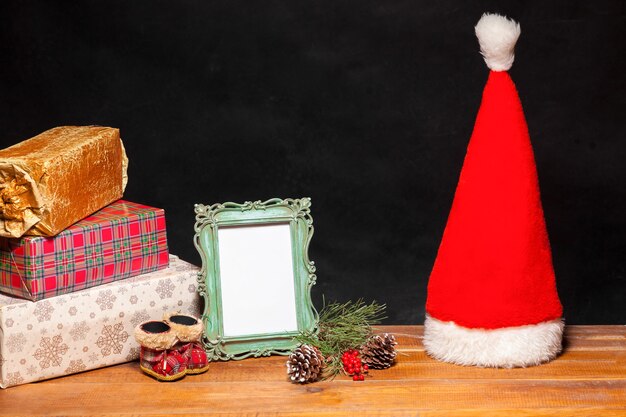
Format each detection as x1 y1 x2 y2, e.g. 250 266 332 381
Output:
193 198 318 360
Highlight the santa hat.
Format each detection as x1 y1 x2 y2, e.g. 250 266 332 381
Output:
423 13 564 368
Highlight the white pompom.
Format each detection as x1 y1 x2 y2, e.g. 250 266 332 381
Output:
475 13 521 71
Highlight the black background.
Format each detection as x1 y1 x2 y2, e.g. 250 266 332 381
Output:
1 1 624 324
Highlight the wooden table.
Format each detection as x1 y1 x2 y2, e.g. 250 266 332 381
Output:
1 325 625 416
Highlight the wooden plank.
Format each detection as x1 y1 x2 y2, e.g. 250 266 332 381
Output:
383 355 626 380
1 379 625 416
53 349 626 384
4 410 622 417
6 410 621 417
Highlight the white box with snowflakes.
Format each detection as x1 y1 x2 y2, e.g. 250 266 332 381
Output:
0 255 202 388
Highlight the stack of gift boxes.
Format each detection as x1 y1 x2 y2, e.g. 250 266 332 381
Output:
0 126 202 388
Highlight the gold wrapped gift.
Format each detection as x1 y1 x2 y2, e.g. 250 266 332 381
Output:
0 126 128 237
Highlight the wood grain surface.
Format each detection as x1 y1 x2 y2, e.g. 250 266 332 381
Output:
1 325 624 416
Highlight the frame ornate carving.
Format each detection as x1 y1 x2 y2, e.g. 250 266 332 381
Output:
193 198 318 360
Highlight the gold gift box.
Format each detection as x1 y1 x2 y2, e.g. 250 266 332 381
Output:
0 126 128 238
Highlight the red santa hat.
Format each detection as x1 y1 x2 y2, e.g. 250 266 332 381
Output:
424 13 564 368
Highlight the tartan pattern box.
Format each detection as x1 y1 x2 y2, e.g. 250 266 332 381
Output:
0 255 202 388
0 200 169 301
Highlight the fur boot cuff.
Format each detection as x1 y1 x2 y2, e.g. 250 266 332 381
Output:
163 312 204 342
134 320 178 350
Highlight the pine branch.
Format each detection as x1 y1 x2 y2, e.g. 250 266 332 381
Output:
294 299 386 379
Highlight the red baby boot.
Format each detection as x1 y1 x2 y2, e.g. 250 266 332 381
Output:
164 312 209 375
134 320 187 381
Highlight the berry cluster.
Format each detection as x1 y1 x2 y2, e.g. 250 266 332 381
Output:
341 349 369 381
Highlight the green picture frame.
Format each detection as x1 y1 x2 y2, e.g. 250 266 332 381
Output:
193 197 318 361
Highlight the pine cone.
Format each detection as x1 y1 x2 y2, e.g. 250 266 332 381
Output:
286 345 325 383
360 333 398 369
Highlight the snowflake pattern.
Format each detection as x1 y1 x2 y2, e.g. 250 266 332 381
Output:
188 284 196 293
126 347 140 361
33 335 69 369
69 321 91 341
5 318 14 327
33 301 55 322
96 290 117 311
64 359 87 374
96 323 129 356
6 333 27 353
88 352 99 363
155 278 175 299
7 372 24 386
26 365 38 376
129 295 138 304
117 286 128 294
130 309 150 327
68 306 78 316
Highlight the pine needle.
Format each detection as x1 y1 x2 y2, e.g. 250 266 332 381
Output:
294 299 386 379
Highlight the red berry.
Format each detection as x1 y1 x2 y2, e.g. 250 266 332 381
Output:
352 375 359 381
359 374 365 381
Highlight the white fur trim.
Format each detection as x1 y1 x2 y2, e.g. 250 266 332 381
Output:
475 13 521 71
423 314 564 368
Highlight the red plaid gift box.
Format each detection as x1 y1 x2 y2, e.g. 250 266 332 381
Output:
0 200 169 301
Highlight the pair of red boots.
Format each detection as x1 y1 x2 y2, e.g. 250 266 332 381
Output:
134 312 209 381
